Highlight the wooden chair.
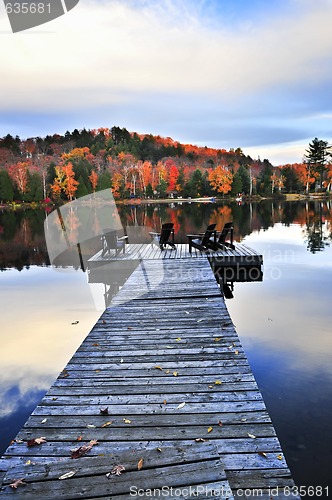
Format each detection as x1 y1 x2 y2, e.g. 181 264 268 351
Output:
149 222 176 250
101 229 128 256
187 223 217 253
209 222 235 250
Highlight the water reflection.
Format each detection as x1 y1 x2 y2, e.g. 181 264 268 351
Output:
1 200 332 489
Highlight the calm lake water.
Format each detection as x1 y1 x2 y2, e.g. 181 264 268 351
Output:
0 200 332 491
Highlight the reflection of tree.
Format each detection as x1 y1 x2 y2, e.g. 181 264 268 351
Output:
304 202 329 253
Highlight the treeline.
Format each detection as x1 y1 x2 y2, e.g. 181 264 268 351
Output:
0 127 331 204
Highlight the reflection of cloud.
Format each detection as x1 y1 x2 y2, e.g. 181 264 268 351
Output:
0 376 49 419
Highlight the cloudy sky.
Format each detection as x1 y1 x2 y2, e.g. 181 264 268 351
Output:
1 0 332 164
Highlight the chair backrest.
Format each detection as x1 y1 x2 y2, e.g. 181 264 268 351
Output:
102 229 118 249
201 223 217 245
159 222 174 245
218 222 233 243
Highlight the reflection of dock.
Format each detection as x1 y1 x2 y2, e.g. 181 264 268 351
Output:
0 257 299 498
87 243 263 306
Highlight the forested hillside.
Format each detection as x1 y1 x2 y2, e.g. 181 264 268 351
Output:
0 127 331 203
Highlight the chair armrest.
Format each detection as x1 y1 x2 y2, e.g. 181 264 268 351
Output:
187 234 200 238
149 231 161 236
118 235 128 241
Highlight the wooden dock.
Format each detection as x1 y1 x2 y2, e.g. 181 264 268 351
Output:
0 256 299 499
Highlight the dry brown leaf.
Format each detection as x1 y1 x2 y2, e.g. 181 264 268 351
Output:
173 371 178 377
215 380 222 385
195 438 207 442
93 343 99 346
165 370 170 374
9 478 26 489
154 366 163 371
157 447 162 452
177 402 186 409
247 433 256 439
77 436 83 441
218 420 223 427
235 350 239 355
276 454 283 460
207 426 213 433
214 337 221 342
123 418 131 424
95 369 101 373
71 440 98 459
137 457 144 470
108 465 126 477
101 421 113 428
175 338 182 341
163 400 167 405
27 437 46 447
258 452 268 458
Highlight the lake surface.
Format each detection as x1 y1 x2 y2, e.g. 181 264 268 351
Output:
1 200 332 491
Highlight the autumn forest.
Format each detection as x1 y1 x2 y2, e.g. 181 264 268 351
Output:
0 127 332 204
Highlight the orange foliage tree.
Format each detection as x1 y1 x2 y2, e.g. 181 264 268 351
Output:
88 170 98 192
208 166 233 194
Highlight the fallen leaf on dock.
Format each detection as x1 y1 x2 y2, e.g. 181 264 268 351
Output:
41 418 47 424
185 311 190 314
123 418 131 424
87 424 96 428
60 369 69 378
71 440 98 459
197 319 204 323
208 385 213 389
276 454 283 460
154 366 163 371
214 338 221 342
247 433 256 439
163 400 167 405
9 478 26 489
27 437 47 447
157 447 162 452
93 343 99 347
100 407 109 415
77 436 83 441
177 402 186 409
107 465 126 477
165 370 170 374
195 438 207 442
173 371 178 377
215 380 222 385
137 458 144 470
218 420 223 427
101 421 113 428
175 338 182 341
59 471 76 480
235 350 239 355
258 452 268 458
207 426 213 433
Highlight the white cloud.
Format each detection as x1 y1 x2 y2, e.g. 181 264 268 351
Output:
1 0 332 110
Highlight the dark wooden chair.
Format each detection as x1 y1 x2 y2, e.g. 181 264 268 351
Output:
209 221 235 250
187 223 217 253
101 229 128 256
149 222 176 250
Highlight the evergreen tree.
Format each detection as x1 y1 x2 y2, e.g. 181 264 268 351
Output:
0 169 14 202
76 175 89 198
97 171 112 191
304 137 329 191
